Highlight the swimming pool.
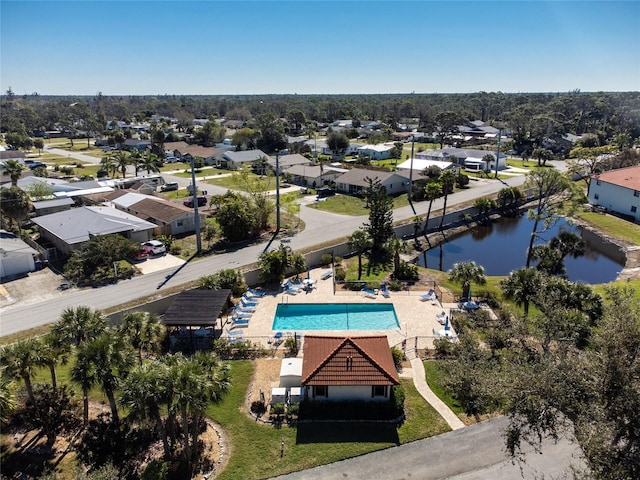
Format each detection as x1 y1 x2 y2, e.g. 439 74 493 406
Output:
273 303 399 331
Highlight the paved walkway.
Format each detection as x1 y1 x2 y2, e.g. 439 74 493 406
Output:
409 357 466 430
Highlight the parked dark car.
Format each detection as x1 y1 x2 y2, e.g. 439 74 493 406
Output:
317 187 336 198
160 182 179 192
183 196 207 208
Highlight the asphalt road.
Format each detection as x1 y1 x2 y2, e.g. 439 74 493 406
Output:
0 148 564 336
270 416 583 480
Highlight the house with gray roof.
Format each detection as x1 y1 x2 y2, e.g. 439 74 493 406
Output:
32 197 74 216
220 150 272 170
267 153 312 173
32 206 156 256
334 168 413 195
284 164 347 188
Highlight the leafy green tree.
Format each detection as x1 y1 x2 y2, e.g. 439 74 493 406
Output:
287 109 307 135
500 267 545 317
0 186 32 233
37 333 70 391
33 138 44 155
231 165 274 233
447 261 486 299
214 191 255 242
523 168 571 268
198 269 247 297
99 155 118 178
254 112 285 151
258 244 305 283
231 127 258 150
109 150 131 178
362 177 394 255
137 151 160 175
347 229 372 280
433 111 461 148
2 159 24 186
25 181 54 201
326 131 350 159
386 237 407 278
437 169 456 230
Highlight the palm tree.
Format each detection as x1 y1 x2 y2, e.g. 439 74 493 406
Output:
3 159 24 186
37 333 70 391
120 362 171 458
70 344 97 425
386 237 407 278
138 152 160 175
51 305 107 348
438 169 456 230
110 150 131 178
347 229 372 280
501 267 545 317
0 367 17 426
423 182 442 234
447 261 487 299
85 333 135 426
99 155 117 178
118 311 162 366
1 338 41 406
549 231 586 262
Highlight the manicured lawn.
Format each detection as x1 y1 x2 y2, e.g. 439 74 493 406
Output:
506 159 537 169
205 172 276 191
212 362 450 480
593 278 640 302
171 167 229 178
576 212 640 245
423 360 464 415
308 194 410 216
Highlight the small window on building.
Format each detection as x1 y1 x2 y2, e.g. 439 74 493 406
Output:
313 385 327 398
632 206 637 213
634 190 640 197
372 385 387 398
596 179 601 186
594 194 599 200
177 220 183 227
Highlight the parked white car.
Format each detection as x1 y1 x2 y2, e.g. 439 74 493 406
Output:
141 240 166 255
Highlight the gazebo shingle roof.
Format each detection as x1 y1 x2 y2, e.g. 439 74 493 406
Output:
161 289 231 327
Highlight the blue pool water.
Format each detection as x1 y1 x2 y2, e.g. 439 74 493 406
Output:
273 303 399 331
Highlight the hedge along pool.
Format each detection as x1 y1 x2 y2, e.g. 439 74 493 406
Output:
273 304 400 331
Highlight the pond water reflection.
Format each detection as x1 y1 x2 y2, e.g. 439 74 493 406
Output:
415 216 624 284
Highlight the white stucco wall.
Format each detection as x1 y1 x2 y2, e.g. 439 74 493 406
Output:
588 180 640 222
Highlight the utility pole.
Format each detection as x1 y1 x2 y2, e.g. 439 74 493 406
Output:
276 150 281 233
494 127 503 179
190 156 202 253
408 135 416 214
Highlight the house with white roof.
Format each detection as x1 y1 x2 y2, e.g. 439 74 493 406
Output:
396 158 456 174
0 230 38 279
588 165 640 223
357 144 395 160
32 206 156 256
220 150 272 170
417 147 507 172
284 164 347 188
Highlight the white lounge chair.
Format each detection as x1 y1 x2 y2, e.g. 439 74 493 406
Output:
240 297 258 308
247 287 266 297
420 289 436 301
361 286 377 298
285 284 299 295
380 284 391 298
225 327 243 336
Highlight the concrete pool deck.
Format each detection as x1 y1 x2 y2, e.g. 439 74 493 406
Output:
222 267 455 353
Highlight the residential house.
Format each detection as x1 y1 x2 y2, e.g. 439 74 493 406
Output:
267 153 312 174
417 147 507 172
32 206 156 256
301 335 400 402
32 197 74 216
164 141 223 166
588 165 640 223
220 150 272 170
304 140 364 158
123 138 151 152
334 167 414 195
357 144 395 160
0 230 38 279
221 119 245 130
104 191 205 236
284 164 347 188
396 158 456 173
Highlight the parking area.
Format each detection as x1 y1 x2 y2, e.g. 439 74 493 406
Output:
133 253 185 275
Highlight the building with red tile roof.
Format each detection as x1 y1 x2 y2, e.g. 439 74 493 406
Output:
301 335 399 402
588 165 640 223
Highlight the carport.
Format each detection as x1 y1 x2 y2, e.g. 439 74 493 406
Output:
162 289 231 351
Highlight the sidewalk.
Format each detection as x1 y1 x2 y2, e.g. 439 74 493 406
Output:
409 357 466 430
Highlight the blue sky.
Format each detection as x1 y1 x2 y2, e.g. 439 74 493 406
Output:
1 1 638 95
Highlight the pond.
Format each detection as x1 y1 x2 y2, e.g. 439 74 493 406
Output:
414 215 625 284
